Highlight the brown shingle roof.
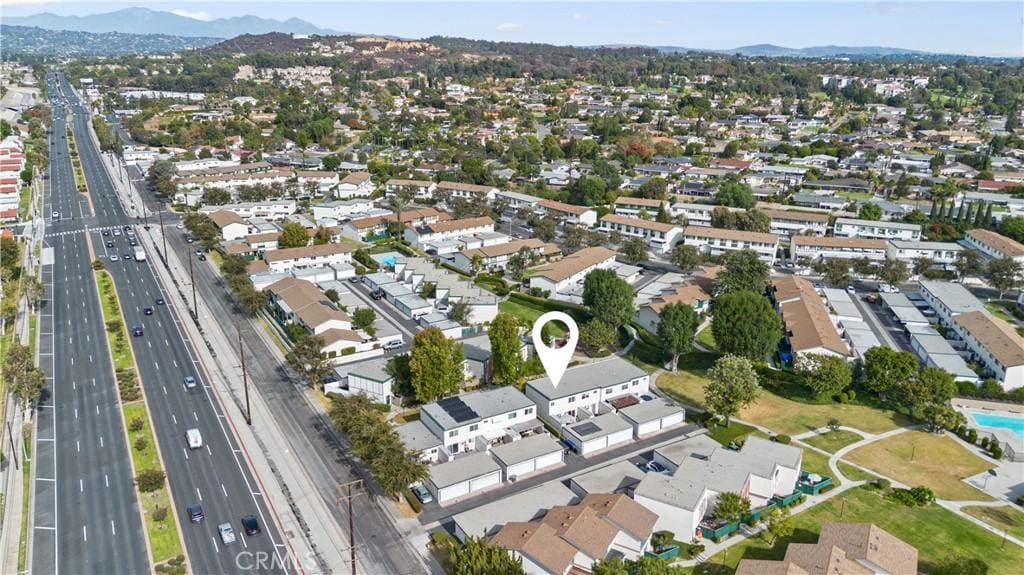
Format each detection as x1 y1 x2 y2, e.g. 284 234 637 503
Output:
953 311 1024 368
780 294 849 356
540 505 617 560
737 523 917 575
340 171 371 185
530 247 617 283
263 243 353 263
437 181 496 195
420 216 494 234
460 238 560 260
579 494 658 542
539 199 590 215
207 210 246 229
646 284 712 314
601 213 678 233
492 522 577 575
791 236 886 250
772 275 818 305
967 229 1024 258
615 196 665 208
683 225 779 245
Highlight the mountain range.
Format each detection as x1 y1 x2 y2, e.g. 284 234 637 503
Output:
3 7 341 39
1 25 221 57
654 43 928 58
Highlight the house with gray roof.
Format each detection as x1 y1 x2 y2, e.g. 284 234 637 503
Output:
524 356 651 427
426 452 503 505
420 387 539 457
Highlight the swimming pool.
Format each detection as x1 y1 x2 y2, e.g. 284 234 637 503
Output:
970 411 1024 439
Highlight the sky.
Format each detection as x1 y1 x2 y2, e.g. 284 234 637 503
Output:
4 1 1023 57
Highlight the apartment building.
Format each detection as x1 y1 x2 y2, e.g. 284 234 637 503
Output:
669 202 728 227
263 243 354 273
310 198 376 222
206 210 251 241
917 280 987 326
681 226 780 265
537 199 598 226
834 217 922 241
599 214 683 254
613 196 665 218
385 178 436 199
198 200 297 220
635 284 712 334
450 238 560 273
419 387 538 456
436 181 499 201
791 235 888 263
528 246 617 295
965 229 1024 265
336 171 373 198
951 311 1024 390
736 523 918 575
772 276 850 359
403 216 496 249
886 240 963 268
264 277 351 335
761 208 829 237
524 357 650 427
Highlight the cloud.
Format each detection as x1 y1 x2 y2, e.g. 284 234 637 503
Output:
496 22 523 33
170 9 214 21
654 19 672 26
571 13 588 21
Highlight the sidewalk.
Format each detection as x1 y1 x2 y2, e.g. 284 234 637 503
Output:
0 400 25 575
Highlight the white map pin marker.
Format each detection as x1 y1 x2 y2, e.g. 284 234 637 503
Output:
532 311 579 389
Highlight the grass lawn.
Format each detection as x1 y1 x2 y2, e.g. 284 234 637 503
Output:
17 427 31 573
695 327 718 351
845 430 994 501
703 420 765 446
690 486 1024 575
801 430 863 453
962 505 1024 541
985 302 1015 323
656 361 909 436
801 447 838 486
836 461 880 483
498 300 567 337
28 313 37 358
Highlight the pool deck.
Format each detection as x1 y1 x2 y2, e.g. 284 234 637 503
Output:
953 397 1024 416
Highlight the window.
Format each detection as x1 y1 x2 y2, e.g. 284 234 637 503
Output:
448 430 458 438
568 396 576 403
508 412 517 420
621 384 629 391
525 407 533 415
469 424 478 432
581 393 589 400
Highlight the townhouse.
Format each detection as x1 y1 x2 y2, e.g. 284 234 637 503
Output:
885 240 963 268
450 238 560 274
599 214 683 254
295 170 340 193
833 217 922 241
419 387 539 457
537 199 598 227
340 207 448 242
951 311 1024 390
791 235 888 263
528 246 618 296
669 202 728 227
342 357 394 405
206 210 251 241
263 243 354 273
436 181 499 202
635 284 712 334
917 280 987 326
310 198 375 222
176 167 292 191
613 196 665 218
403 216 496 250
264 277 352 335
681 226 780 265
198 199 297 220
496 190 543 211
964 229 1024 265
385 178 436 199
524 357 650 428
761 208 829 237
772 276 850 359
736 523 918 575
336 171 373 198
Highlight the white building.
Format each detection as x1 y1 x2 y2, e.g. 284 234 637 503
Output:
385 178 436 199
886 240 963 268
198 200 297 220
343 358 394 404
528 247 617 295
951 311 1024 390
599 214 683 254
833 217 922 242
419 387 538 457
964 229 1024 266
524 357 650 428
682 227 780 265
263 243 354 273
762 208 829 237
791 236 888 263
336 171 374 198
403 216 495 250
538 199 598 227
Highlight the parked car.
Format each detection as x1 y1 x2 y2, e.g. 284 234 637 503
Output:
241 515 261 536
218 523 236 545
371 290 383 300
105 241 114 248
348 275 361 284
102 230 110 237
187 503 204 523
645 461 667 474
863 294 879 304
435 303 450 313
383 339 403 351
155 298 165 306
411 485 433 504
845 285 856 295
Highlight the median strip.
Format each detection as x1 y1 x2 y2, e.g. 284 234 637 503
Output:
93 262 186 571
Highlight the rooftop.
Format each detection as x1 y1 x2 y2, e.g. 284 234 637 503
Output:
530 246 617 284
428 451 501 489
421 387 534 431
490 434 563 467
527 356 649 401
954 311 1024 368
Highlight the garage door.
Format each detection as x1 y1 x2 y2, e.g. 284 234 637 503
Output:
439 481 470 502
607 429 633 448
637 420 661 437
583 437 607 454
469 471 501 492
535 451 563 470
661 412 685 428
506 460 536 480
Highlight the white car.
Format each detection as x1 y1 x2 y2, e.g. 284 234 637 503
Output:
218 523 236 545
175 223 184 229
109 254 119 262
845 285 856 294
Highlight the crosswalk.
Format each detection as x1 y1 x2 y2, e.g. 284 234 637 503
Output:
44 224 129 238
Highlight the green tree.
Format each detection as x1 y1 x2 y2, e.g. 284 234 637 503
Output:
636 178 668 200
863 347 918 397
821 258 852 287
704 354 760 426
532 218 556 242
1000 216 1024 243
279 222 310 249
489 313 523 386
984 256 1022 298
507 247 535 282
796 353 852 398
352 307 377 333
657 303 699 372
286 333 332 388
912 256 934 276
579 175 608 206
386 354 414 398
716 250 770 295
591 557 629 575
764 507 795 546
621 237 648 264
710 206 737 229
201 188 231 205
858 202 883 221
713 491 751 523
722 140 740 158
711 291 781 360
369 443 429 498
716 181 755 209
409 327 464 402
312 226 333 245
580 319 617 354
671 243 703 271
135 469 166 493
582 269 635 328
954 249 984 280
183 212 219 248
447 536 524 575
877 257 909 286
449 302 470 323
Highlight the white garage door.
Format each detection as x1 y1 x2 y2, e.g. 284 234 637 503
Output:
439 481 470 502
582 437 607 454
535 451 563 470
607 429 633 448
506 460 536 480
661 412 685 428
469 471 501 492
637 420 661 437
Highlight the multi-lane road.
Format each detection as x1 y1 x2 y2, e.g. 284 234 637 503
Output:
32 73 294 575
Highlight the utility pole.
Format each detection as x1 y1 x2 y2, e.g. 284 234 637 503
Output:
6 421 18 471
157 204 167 262
188 250 197 320
336 480 363 575
237 321 251 425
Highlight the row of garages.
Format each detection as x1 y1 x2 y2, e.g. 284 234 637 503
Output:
564 401 685 456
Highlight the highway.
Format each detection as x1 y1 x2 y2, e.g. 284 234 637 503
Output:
57 73 293 575
31 74 150 575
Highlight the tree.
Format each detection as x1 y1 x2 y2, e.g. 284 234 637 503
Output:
582 269 635 328
932 552 989 575
1000 216 1024 243
369 444 429 498
877 257 909 286
671 244 703 271
711 291 781 360
201 188 231 205
446 536 524 575
851 256 877 279
507 247 534 281
279 222 309 249
704 354 760 426
901 366 957 413
984 257 1022 298
409 327 464 402
312 226 332 245
858 202 883 221
716 250 770 295
912 256 934 276
11 365 45 409
821 258 852 287
657 303 699 372
182 212 219 248
713 491 751 523
22 275 43 311
469 254 485 276
716 181 755 208
532 218 556 242
621 237 648 264
795 354 852 398
579 175 608 206
591 557 629 575
286 334 332 387
136 469 167 492
636 178 668 200
863 347 918 396
449 301 470 323
954 249 984 280
489 313 523 386
386 354 414 398
711 206 737 229
580 319 616 354
764 507 795 546
722 140 741 158
352 307 376 333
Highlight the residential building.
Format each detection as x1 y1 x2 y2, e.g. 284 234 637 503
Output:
772 276 850 359
735 523 918 575
295 170 340 193
614 197 665 218
427 452 502 504
263 243 354 273
761 208 829 237
669 202 728 227
311 198 375 222
340 207 447 242
681 227 780 265
437 181 499 202
490 434 565 481
384 178 436 199
206 210 250 241
635 284 712 334
264 277 351 335
528 247 617 295
403 216 496 250
964 229 1024 265
599 214 683 254
951 311 1024 390
917 280 987 326
791 236 888 263
834 217 922 241
197 199 296 220
496 190 542 211
524 356 650 427
419 387 538 457
343 357 394 404
885 240 963 268
537 199 598 226
450 238 560 274
335 171 373 198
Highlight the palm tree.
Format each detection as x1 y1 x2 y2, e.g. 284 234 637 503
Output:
389 190 412 241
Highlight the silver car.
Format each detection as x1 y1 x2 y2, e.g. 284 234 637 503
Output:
218 523 236 545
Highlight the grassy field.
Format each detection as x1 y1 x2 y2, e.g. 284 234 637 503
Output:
498 299 567 336
836 461 880 483
695 327 718 351
845 430 994 501
656 361 909 435
801 430 863 453
962 505 1024 541
690 486 1024 575
801 447 838 486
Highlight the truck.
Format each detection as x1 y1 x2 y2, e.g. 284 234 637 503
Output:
134 247 146 262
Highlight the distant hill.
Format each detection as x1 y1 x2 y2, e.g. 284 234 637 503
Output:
4 7 341 39
1 25 220 56
655 43 929 58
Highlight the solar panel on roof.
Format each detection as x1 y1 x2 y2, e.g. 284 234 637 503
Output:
437 396 479 423
572 421 601 436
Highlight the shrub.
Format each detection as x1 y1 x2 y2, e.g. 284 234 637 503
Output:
887 486 935 507
134 436 148 451
966 428 978 443
980 437 990 449
136 469 166 492
774 434 792 445
990 445 1003 460
152 506 168 521
827 418 841 432
875 478 891 491
129 417 144 432
836 392 849 403
403 488 422 513
680 543 705 560
354 265 367 276
845 389 856 401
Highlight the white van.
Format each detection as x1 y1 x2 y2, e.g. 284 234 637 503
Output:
186 428 203 450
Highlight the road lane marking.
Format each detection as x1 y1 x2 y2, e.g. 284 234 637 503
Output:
79 479 83 492
221 483 227 497
193 411 198 421
196 487 202 501
105 474 109 487
82 525 87 541
171 414 177 425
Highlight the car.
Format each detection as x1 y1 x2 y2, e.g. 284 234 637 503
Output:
187 503 205 523
186 428 203 449
112 229 122 236
123 253 133 261
241 515 261 536
102 229 110 237
411 485 433 504
123 225 132 232
371 290 383 300
195 249 203 257
640 394 654 402
197 254 206 262
155 298 165 306
845 285 856 294
435 303 450 313
184 376 197 389
52 211 60 220
645 461 667 474
132 326 143 337
863 294 879 304
143 307 154 315
105 241 114 248
383 339 403 351
218 523 236 545
348 275 361 284
175 223 184 230
129 239 138 246
109 254 119 262
878 283 899 294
